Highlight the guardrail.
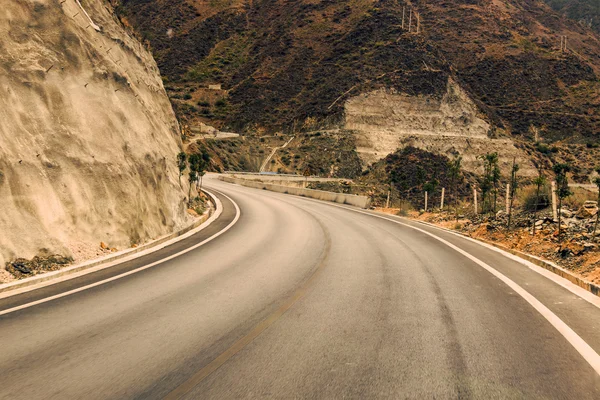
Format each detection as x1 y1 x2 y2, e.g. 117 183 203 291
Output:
220 176 371 209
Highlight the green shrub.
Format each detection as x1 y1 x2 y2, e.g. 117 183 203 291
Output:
535 142 550 154
521 186 551 211
395 201 413 216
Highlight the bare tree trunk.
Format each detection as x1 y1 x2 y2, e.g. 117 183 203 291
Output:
493 185 497 215
594 190 600 239
558 197 563 238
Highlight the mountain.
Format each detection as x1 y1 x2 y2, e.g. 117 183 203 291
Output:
113 0 600 185
544 0 600 34
0 0 189 268
117 0 600 140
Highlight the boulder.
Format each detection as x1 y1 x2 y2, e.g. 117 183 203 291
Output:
559 208 574 219
576 201 598 219
583 243 598 252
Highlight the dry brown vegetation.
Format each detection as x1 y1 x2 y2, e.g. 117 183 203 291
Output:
117 0 600 142
377 186 600 284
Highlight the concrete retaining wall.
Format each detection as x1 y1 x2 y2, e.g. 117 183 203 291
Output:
220 176 371 209
226 174 350 188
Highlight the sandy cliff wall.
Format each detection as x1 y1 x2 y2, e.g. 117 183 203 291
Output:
345 80 537 176
0 0 189 267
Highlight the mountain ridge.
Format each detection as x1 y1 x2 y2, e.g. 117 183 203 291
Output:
117 0 600 144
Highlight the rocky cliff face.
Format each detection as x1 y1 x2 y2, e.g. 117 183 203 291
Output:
0 0 189 268
345 80 537 176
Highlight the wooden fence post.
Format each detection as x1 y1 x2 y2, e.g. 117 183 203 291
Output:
440 187 445 210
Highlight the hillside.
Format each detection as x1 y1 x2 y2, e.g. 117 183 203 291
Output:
545 0 600 34
117 0 600 141
0 0 189 270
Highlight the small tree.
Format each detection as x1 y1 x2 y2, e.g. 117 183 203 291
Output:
197 154 210 193
532 169 546 236
448 156 462 221
553 163 572 239
478 152 500 214
187 170 197 207
507 158 519 229
423 179 438 211
177 152 187 186
188 153 201 189
593 166 600 239
490 154 501 214
480 175 492 213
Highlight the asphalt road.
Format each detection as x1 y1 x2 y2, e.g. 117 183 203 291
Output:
2 175 600 399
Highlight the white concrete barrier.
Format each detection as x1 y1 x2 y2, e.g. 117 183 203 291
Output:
220 176 371 209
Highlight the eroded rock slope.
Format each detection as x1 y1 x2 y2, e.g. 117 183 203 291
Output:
0 0 189 268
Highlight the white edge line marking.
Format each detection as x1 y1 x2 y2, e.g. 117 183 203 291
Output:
0 189 241 316
0 190 223 299
242 184 600 308
331 206 600 375
220 182 600 375
409 219 600 309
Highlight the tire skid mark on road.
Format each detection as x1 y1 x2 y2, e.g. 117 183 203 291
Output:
354 218 473 397
311 200 600 377
221 184 600 378
164 209 332 400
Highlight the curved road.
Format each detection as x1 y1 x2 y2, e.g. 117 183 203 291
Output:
2 175 600 399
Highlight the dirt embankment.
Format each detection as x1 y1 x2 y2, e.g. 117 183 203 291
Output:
401 208 600 284
0 0 190 271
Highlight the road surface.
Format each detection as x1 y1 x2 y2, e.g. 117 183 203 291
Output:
2 175 600 399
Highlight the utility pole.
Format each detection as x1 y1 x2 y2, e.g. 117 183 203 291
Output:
425 191 428 212
474 187 478 214
560 35 568 53
386 190 391 209
402 7 405 30
560 36 564 53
